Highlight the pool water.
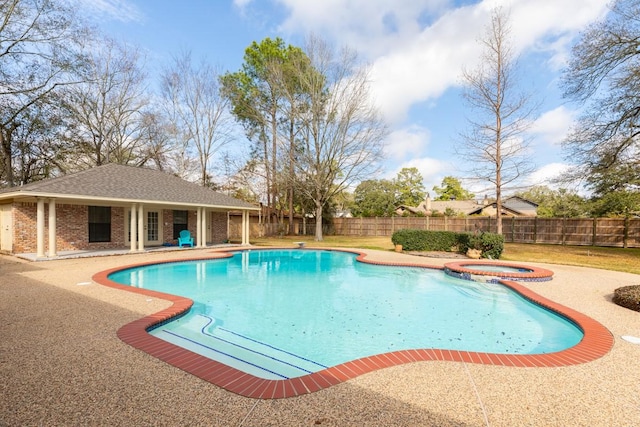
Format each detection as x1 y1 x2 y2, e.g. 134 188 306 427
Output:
108 250 583 380
459 264 533 273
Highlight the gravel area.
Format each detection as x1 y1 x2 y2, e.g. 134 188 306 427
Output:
1 248 639 426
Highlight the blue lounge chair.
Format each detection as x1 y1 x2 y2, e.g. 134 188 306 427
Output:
178 230 194 247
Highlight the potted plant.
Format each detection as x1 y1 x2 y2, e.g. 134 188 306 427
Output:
466 233 483 259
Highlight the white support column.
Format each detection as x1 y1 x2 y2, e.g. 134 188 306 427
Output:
201 208 207 247
246 210 250 244
36 198 45 258
196 207 202 247
137 204 144 251
130 203 137 252
48 199 57 257
241 210 249 245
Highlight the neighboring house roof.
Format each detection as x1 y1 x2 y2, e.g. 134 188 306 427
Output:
334 209 353 218
396 199 484 216
396 195 539 217
0 163 258 210
428 200 480 215
466 196 538 216
467 203 526 216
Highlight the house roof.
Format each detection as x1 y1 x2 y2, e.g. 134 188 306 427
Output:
397 195 540 217
428 200 480 214
0 163 258 210
397 199 484 215
467 203 526 216
503 195 539 208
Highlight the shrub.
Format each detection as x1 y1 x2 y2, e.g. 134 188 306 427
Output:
613 285 640 312
477 232 504 259
391 229 459 252
393 229 504 258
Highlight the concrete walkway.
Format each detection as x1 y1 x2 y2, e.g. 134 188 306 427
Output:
15 243 245 261
1 248 639 426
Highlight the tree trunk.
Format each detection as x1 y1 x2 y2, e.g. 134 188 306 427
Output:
0 127 15 187
495 183 503 235
271 106 278 224
315 203 323 241
261 129 272 221
288 119 295 235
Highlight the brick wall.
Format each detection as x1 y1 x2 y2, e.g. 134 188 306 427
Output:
161 209 205 245
210 211 228 243
13 202 126 253
162 209 175 244
11 203 231 254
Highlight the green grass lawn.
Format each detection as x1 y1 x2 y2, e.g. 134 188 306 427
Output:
248 235 640 275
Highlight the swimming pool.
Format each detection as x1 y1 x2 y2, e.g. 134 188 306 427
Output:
94 248 614 398
107 249 581 380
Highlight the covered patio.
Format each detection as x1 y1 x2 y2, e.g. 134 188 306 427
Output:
0 164 258 259
14 243 244 262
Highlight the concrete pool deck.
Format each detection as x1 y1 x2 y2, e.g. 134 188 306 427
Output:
1 247 639 426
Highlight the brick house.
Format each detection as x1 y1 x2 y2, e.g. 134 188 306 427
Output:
395 195 538 217
0 164 258 258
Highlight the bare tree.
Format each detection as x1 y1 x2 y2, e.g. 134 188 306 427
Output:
292 35 387 241
0 0 91 186
61 38 150 169
561 0 640 196
457 8 536 234
161 51 231 186
7 97 67 183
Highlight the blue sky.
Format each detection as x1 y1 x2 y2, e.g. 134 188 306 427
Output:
80 0 611 196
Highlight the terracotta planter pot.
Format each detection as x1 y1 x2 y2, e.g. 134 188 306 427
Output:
466 248 482 259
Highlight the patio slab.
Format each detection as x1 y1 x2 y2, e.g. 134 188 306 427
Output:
1 248 639 426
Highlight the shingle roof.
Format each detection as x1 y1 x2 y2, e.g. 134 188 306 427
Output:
0 163 258 210
428 200 479 214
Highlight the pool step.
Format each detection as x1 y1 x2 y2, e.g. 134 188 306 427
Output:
150 314 326 380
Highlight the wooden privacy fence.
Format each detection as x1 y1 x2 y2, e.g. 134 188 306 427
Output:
328 216 640 248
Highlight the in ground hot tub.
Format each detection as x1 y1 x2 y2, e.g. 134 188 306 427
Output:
444 261 554 283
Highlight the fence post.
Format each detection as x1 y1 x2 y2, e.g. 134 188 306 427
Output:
511 217 515 242
444 216 448 231
391 215 395 235
534 217 537 243
562 217 567 245
360 216 363 236
624 216 629 248
426 216 430 230
592 218 597 246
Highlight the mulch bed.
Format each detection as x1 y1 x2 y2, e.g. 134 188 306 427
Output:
405 251 468 259
613 285 640 312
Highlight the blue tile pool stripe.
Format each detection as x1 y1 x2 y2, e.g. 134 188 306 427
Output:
195 326 322 375
214 326 328 369
161 329 292 379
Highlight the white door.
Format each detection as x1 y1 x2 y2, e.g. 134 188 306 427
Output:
145 210 162 245
126 209 162 246
0 204 12 252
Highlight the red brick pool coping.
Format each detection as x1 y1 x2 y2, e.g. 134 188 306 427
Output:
92 248 614 399
444 260 555 281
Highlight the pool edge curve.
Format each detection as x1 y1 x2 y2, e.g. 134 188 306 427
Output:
91 247 614 399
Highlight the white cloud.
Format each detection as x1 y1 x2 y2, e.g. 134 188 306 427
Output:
526 162 570 188
530 106 576 146
79 0 143 23
275 0 450 57
385 157 451 194
233 0 254 7
384 125 431 161
270 0 610 123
